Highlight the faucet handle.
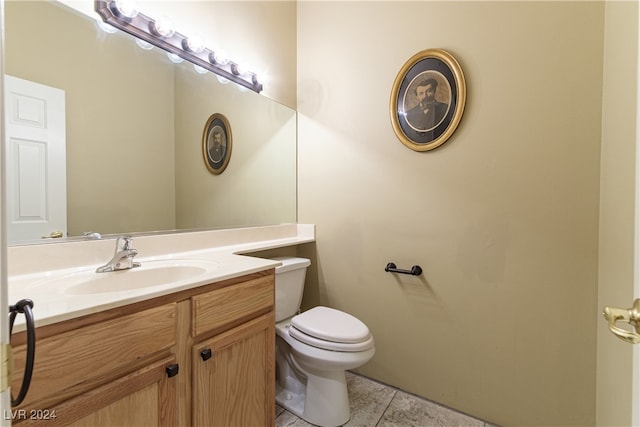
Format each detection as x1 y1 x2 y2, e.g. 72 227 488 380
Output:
117 235 134 250
96 236 140 273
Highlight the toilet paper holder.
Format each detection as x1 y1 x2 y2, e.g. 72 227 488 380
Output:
385 262 422 276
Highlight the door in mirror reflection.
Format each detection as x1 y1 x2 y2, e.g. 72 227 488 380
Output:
4 75 67 243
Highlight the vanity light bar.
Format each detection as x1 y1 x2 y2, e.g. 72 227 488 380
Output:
94 0 263 93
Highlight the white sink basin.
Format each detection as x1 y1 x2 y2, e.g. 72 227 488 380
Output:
36 259 220 295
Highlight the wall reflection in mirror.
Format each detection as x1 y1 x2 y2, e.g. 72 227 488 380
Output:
4 1 297 246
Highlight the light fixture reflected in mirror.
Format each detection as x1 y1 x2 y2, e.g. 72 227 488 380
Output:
167 53 183 64
194 65 208 74
97 20 118 33
135 39 153 50
95 0 263 93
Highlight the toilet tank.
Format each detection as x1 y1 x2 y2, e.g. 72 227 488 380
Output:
272 257 311 322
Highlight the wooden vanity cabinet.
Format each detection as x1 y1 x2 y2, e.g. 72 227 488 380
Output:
10 303 178 425
190 274 275 427
10 269 276 427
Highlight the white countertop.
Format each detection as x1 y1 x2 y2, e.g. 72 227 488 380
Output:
8 224 314 332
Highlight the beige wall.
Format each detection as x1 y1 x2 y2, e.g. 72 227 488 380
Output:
161 1 298 229
596 1 638 425
298 2 604 426
174 65 297 229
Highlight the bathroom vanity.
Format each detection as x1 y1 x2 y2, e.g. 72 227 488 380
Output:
7 224 314 426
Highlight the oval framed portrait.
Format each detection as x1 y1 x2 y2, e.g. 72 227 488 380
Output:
202 113 232 174
390 49 466 152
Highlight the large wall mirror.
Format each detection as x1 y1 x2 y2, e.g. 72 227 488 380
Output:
3 1 297 246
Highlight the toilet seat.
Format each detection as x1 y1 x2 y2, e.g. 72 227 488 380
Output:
289 306 374 352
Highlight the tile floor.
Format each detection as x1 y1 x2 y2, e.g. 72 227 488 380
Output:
275 372 496 427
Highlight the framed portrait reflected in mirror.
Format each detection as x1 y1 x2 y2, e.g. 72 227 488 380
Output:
390 49 466 152
202 113 232 174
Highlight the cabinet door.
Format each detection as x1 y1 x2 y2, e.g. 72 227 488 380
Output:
14 357 178 426
193 313 274 427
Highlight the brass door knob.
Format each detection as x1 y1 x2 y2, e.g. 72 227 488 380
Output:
603 299 640 344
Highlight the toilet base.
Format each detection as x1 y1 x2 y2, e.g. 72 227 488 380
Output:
276 367 350 427
274 317 374 427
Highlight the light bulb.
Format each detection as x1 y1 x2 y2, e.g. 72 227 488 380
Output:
210 51 229 66
183 34 205 53
114 0 138 18
151 16 175 38
217 75 230 85
233 64 254 78
167 53 183 64
194 65 207 74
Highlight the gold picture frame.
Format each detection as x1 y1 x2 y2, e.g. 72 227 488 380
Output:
202 113 232 174
390 49 466 151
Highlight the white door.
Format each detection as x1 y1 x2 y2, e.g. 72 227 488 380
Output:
3 75 66 244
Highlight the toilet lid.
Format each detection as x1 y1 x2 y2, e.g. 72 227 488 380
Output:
290 306 372 346
289 325 374 352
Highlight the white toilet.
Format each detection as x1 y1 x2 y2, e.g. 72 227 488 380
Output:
273 257 375 427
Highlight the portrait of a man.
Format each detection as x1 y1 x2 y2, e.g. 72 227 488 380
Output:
202 113 232 174
390 49 466 152
207 126 226 165
404 73 451 132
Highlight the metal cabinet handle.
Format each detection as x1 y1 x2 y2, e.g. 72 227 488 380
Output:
9 299 36 406
166 364 179 378
200 348 212 361
603 299 640 344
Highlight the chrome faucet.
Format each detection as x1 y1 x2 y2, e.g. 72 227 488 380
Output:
96 236 141 273
83 231 102 240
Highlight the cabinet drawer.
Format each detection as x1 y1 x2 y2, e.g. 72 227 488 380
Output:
12 303 177 409
192 274 273 336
